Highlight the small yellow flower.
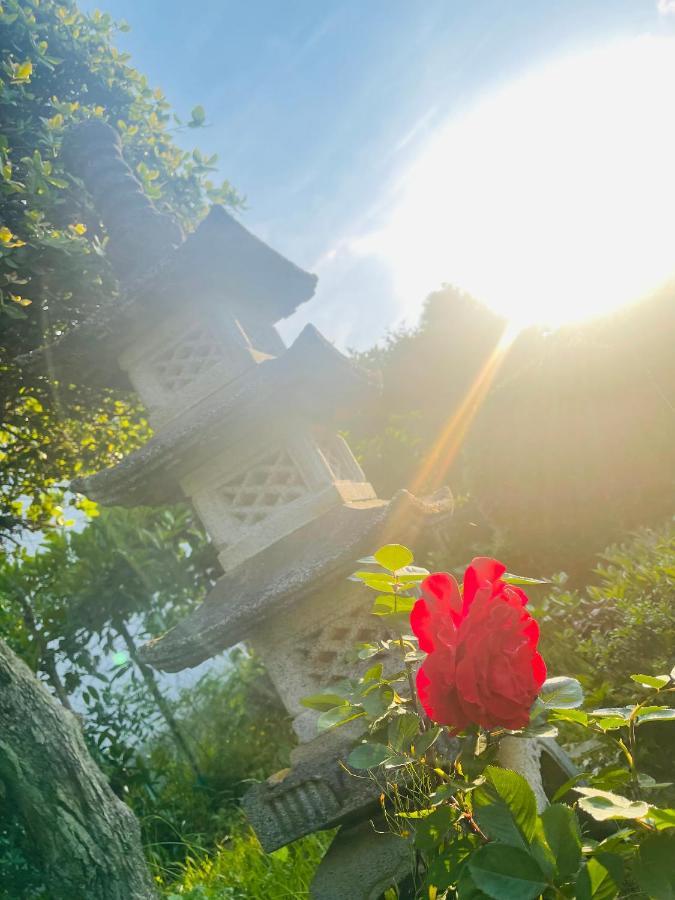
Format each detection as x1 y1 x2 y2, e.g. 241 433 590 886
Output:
70 223 87 235
9 294 31 307
0 226 25 247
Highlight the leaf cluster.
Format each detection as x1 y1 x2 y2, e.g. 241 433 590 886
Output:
0 0 242 544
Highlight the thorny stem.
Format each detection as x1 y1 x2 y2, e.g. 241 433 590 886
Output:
393 570 427 729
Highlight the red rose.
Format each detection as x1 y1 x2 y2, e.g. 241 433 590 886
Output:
410 557 546 731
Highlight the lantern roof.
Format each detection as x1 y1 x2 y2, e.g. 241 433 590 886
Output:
17 204 317 389
139 488 453 672
69 325 377 507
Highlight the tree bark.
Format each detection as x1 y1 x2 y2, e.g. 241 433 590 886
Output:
0 638 157 899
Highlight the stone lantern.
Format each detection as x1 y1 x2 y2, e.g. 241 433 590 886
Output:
22 121 456 898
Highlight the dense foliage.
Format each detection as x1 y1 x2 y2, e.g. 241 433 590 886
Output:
0 0 241 545
349 285 675 577
539 520 675 699
537 519 675 788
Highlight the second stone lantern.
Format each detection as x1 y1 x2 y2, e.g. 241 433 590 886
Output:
26 121 454 899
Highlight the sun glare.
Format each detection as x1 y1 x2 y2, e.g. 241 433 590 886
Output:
363 36 675 328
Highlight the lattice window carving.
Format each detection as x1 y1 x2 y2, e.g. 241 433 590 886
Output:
219 449 309 528
151 324 224 394
302 616 384 689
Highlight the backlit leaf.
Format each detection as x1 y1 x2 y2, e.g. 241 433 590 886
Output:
575 787 650 821
540 676 584 709
374 544 414 572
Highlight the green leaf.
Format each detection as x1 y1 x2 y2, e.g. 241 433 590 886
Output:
396 808 436 819
1 303 28 320
636 708 675 724
189 104 206 126
316 704 365 731
388 711 421 751
425 840 472 890
575 787 650 821
595 716 629 732
550 708 589 726
356 642 381 660
529 818 556 879
575 854 622 900
474 766 538 849
501 572 549 586
541 803 582 879
540 676 584 709
374 544 414 571
590 766 632 791
347 741 391 770
395 568 429 583
468 844 547 900
362 662 383 682
591 707 634 720
634 833 675 900
522 722 559 738
352 572 397 593
413 725 442 757
456 868 489 899
361 685 393 717
630 673 671 689
383 753 412 769
649 808 675 830
371 594 415 616
413 804 457 851
300 692 347 711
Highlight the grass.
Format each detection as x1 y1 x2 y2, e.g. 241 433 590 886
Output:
159 819 333 900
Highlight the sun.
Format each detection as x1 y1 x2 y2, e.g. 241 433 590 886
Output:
365 36 675 329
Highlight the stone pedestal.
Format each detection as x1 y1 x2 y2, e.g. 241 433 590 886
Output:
311 820 414 900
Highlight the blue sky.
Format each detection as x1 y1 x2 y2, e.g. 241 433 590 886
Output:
81 0 675 349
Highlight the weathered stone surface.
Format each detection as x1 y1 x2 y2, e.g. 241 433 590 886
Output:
117 306 274 430
252 573 401 743
139 488 453 672
69 325 377 507
241 744 385 852
183 430 375 572
311 819 414 900
62 120 184 282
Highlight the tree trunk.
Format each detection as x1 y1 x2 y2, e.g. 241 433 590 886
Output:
115 616 202 779
0 638 157 900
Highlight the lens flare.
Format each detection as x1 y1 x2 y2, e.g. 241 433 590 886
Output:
364 36 675 329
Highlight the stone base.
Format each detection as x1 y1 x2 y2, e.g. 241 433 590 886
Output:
310 819 414 900
241 745 383 853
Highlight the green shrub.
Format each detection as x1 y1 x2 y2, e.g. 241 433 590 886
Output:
538 518 675 782
539 518 675 693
